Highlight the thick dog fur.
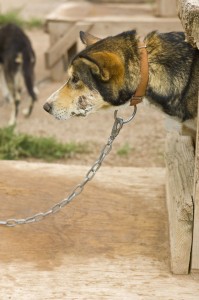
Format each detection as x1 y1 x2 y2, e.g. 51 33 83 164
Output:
44 30 199 131
0 23 37 125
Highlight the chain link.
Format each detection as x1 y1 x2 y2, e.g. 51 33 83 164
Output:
0 106 137 227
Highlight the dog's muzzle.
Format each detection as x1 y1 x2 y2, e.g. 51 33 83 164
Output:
43 102 52 113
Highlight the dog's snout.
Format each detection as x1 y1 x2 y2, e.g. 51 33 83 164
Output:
43 102 52 113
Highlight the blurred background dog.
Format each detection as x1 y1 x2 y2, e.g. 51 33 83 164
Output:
0 23 37 125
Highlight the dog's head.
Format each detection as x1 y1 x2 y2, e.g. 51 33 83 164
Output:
43 31 139 120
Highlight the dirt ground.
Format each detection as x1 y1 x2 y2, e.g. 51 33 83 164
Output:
0 1 167 168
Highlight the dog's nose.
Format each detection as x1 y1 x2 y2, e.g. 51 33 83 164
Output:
43 102 52 113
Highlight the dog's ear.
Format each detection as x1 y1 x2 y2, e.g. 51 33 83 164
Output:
80 31 101 46
88 52 124 82
90 62 110 82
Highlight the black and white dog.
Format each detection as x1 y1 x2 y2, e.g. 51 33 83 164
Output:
0 23 37 125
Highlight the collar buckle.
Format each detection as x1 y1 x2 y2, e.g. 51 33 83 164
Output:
130 96 143 106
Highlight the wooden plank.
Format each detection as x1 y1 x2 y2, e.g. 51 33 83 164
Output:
45 2 153 23
156 0 177 17
165 132 194 274
45 22 93 81
192 94 199 272
45 23 77 69
0 161 199 299
45 22 72 81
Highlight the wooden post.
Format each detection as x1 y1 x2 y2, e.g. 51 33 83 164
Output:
45 20 93 81
177 0 199 273
165 132 194 274
178 0 199 48
192 100 199 272
45 22 72 81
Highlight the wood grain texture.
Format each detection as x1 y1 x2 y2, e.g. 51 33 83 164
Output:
192 96 199 272
178 0 199 47
0 161 199 299
165 132 194 274
177 0 199 274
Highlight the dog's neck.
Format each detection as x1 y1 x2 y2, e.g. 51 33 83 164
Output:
129 42 149 106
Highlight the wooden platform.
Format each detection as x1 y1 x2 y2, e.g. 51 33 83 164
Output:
0 161 199 299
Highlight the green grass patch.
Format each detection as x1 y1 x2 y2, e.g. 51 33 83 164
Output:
0 9 43 29
25 17 43 29
117 143 132 157
0 126 89 161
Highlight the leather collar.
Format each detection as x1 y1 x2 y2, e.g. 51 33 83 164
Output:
130 42 149 106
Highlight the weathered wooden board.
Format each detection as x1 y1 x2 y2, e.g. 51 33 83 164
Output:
45 23 92 69
192 95 199 272
165 132 194 274
45 21 92 81
178 0 199 48
45 23 77 69
0 161 199 299
192 122 199 272
177 0 199 273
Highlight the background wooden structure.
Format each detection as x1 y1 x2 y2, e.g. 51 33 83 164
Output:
45 1 182 81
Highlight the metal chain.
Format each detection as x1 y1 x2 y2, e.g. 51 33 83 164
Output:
0 106 137 227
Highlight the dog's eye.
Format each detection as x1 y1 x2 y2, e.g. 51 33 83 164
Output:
71 75 79 84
